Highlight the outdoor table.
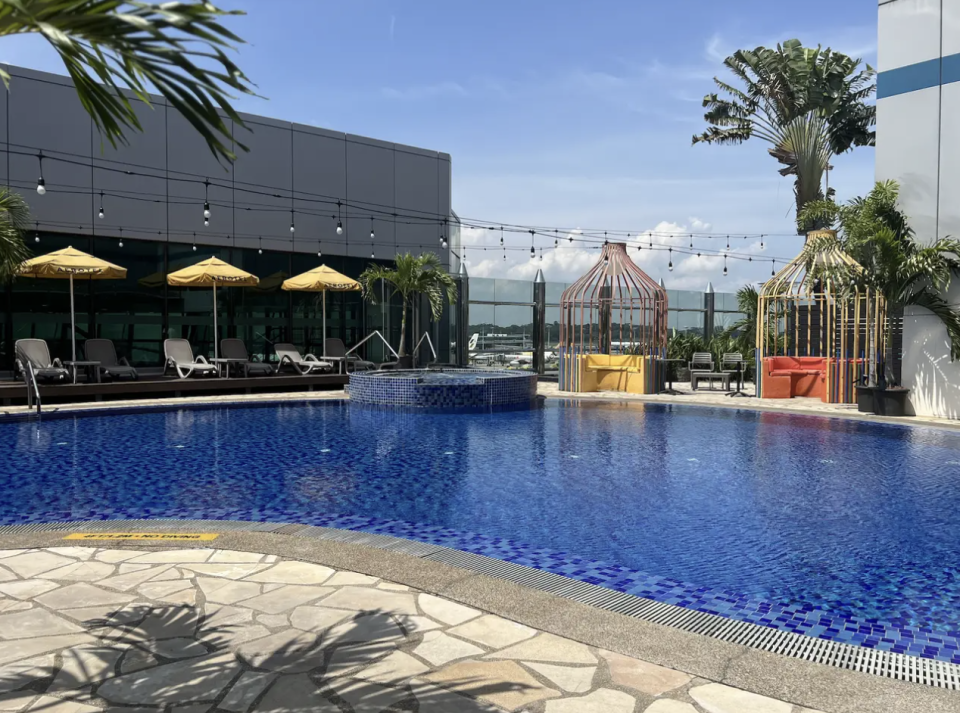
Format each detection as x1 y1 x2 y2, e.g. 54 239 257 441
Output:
63 360 101 385
209 357 247 379
723 359 750 398
659 358 686 395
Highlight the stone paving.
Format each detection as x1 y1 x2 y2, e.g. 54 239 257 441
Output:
0 546 816 713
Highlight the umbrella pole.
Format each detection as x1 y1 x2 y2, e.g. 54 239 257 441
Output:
70 273 76 363
213 285 218 361
322 291 327 357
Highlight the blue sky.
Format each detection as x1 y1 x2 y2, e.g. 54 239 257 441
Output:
0 0 880 289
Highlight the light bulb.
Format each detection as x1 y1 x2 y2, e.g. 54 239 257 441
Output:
723 265 728 276
204 218 209 227
760 238 766 250
668 262 673 271
98 208 104 219
440 235 445 246
290 223 295 234
336 221 343 235
317 249 322 257
34 232 39 243
370 230 375 240
119 240 123 248
193 244 197 251
371 250 375 259
203 202 210 219
530 246 535 257
441 239 448 249
258 248 263 255
36 178 46 195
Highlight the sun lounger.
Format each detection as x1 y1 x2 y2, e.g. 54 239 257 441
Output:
14 339 69 383
220 339 275 377
325 338 375 373
163 338 217 379
84 339 138 381
274 343 333 375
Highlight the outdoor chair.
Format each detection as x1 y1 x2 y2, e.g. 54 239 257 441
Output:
220 339 275 378
325 338 375 373
274 343 333 375
163 339 217 379
689 352 715 375
721 353 745 373
83 339 138 381
14 339 69 383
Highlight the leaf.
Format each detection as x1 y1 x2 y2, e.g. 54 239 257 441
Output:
0 0 259 164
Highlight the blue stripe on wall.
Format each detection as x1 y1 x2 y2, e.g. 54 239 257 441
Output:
943 53 960 87
877 58 941 99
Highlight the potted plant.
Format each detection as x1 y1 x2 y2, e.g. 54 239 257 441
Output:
359 253 458 369
800 181 960 418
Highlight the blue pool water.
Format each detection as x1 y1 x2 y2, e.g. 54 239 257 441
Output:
3 400 960 661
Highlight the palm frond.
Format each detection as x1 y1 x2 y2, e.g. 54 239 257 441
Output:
0 0 257 164
0 187 31 279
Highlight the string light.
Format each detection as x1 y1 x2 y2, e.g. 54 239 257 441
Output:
98 191 105 219
118 227 123 248
258 236 262 255
34 221 39 243
371 246 375 259
203 179 210 223
760 234 765 251
603 231 608 247
648 233 653 249
370 217 375 241
36 152 45 195
771 259 776 277
725 234 730 251
530 229 535 257
317 238 322 257
289 208 295 234
441 218 447 248
722 254 728 277
668 247 673 272
689 234 693 249
192 232 197 251
336 200 343 235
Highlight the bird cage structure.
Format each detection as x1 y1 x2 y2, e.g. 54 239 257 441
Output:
756 230 886 403
559 242 668 393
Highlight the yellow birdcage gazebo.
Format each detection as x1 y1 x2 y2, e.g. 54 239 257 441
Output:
756 230 886 403
559 242 668 394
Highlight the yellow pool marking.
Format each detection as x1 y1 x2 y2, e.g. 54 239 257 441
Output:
64 533 218 541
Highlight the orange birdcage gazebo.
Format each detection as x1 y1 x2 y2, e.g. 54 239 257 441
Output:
558 242 668 393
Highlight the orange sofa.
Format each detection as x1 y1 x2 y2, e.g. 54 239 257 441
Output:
761 356 826 400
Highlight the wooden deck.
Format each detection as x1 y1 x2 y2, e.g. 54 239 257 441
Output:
0 373 348 405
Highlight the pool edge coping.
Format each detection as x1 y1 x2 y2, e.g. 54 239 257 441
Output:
1 518 957 703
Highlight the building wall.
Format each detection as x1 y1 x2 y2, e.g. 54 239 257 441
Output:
2 65 452 263
876 0 960 417
0 65 454 370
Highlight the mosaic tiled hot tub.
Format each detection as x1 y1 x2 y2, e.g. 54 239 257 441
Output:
347 368 538 409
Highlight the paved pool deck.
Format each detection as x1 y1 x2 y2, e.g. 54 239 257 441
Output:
0 532 952 713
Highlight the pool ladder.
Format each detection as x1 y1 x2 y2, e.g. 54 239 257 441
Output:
24 361 41 415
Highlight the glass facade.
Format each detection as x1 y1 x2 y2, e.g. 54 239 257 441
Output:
2 234 412 370
466 277 747 369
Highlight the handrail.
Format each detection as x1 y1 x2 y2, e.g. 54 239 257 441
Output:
24 361 41 416
345 330 400 360
414 332 438 362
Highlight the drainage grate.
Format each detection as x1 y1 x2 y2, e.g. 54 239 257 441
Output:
5 519 960 690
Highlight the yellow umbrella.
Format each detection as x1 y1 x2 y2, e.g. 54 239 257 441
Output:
167 257 259 360
282 265 360 356
17 246 127 363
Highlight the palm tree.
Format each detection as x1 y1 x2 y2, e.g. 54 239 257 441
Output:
359 253 458 358
0 188 31 280
728 284 760 355
799 180 960 382
693 39 875 233
0 0 255 164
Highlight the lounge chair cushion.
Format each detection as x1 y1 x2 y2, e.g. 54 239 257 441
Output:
84 339 138 380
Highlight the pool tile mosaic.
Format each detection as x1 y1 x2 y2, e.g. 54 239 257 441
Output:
347 368 537 408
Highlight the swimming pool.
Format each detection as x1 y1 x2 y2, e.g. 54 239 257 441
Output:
3 400 959 662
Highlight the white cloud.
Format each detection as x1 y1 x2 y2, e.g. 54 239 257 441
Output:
458 218 778 292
